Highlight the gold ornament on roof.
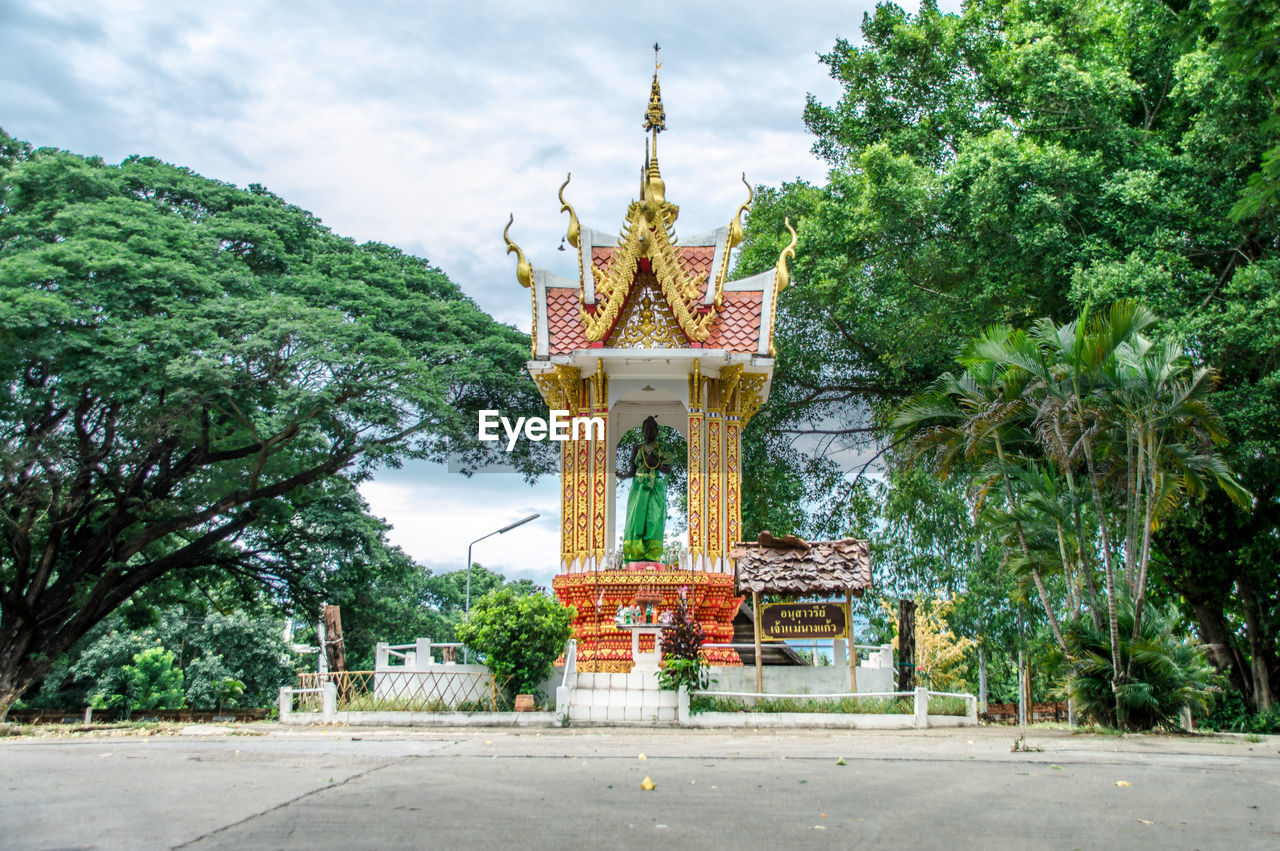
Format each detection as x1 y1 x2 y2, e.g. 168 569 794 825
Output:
504 214 533 289
608 279 687 348
728 174 752 249
644 43 666 133
510 51 778 355
504 214 536 355
559 173 584 301
767 218 798 356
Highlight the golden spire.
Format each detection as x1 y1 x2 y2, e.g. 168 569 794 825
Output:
640 45 668 211
643 43 666 134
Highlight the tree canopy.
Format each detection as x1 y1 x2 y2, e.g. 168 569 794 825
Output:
0 130 550 714
736 0 1279 718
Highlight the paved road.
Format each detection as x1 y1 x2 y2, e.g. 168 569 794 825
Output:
3 725 1277 849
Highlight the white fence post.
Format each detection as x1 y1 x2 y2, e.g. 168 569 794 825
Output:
279 687 293 724
967 694 978 724
677 686 690 726
415 638 432 669
914 686 929 729
375 642 389 669
321 682 337 723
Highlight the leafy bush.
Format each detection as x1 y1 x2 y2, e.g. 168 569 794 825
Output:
38 607 295 710
455 588 574 698
91 648 186 716
1199 688 1280 734
1066 600 1217 731
657 597 707 692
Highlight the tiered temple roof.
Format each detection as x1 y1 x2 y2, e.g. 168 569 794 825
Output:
504 58 795 366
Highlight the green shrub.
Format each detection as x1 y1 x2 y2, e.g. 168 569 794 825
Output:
1066 600 1217 731
455 588 574 698
91 647 186 717
656 597 708 692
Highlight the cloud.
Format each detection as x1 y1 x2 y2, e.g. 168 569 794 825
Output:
1 0 958 579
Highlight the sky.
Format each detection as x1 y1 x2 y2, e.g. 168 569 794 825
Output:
1 0 958 588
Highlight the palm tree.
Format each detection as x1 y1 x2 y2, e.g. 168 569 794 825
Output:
897 300 1249 728
892 337 1069 655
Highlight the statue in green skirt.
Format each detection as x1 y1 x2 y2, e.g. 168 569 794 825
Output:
619 415 671 564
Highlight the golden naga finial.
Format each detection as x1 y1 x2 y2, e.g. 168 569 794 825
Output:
643 43 666 133
775 217 798 292
503 213 533 289
767 217 799 357
727 173 752 248
558 173 581 249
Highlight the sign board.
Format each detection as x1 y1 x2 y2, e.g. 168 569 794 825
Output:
760 602 848 640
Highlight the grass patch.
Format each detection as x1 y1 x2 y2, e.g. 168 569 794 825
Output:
689 695 969 716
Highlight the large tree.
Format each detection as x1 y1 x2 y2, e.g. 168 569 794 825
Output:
737 0 1279 713
0 132 549 715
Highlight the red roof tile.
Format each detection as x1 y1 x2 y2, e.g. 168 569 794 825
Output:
677 246 714 300
546 288 588 354
704 291 763 353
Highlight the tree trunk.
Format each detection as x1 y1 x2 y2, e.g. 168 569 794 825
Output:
978 644 988 714
993 436 1068 655
1187 598 1251 699
897 599 916 693
322 604 346 674
1017 648 1026 727
1238 575 1275 714
1081 442 1125 726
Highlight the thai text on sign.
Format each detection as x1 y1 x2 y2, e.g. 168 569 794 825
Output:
760 602 849 640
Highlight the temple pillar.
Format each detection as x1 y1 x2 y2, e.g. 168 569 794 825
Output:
589 364 609 563
721 365 744 566
706 396 724 569
573 384 590 566
686 361 706 563
552 365 584 570
560 435 576 569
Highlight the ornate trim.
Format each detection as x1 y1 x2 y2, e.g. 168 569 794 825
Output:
738 372 767 426
686 362 705 559
589 363 608 560
706 405 724 566
606 276 688 348
726 414 742 552
767 217 798 357
560 438 575 565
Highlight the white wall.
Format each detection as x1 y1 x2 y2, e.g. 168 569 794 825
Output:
706 664 894 695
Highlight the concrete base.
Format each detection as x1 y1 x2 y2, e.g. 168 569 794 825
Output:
564 669 679 725
706 664 893 695
679 711 923 729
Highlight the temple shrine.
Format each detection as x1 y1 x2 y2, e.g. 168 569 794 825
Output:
504 56 796 672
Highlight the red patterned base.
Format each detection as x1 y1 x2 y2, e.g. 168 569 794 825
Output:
553 570 743 672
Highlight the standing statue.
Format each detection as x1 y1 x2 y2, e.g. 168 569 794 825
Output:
619 416 671 564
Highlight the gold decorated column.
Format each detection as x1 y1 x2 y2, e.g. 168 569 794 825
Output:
705 385 724 568
573 381 591 564
720 365 744 556
686 360 705 560
560 439 576 567
589 363 609 562
551 366 583 568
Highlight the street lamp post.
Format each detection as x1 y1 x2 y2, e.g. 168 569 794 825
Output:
464 513 541 620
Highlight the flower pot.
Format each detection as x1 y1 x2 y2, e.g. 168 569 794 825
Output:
514 694 535 712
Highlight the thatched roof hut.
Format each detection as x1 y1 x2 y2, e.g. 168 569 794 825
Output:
730 532 872 597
